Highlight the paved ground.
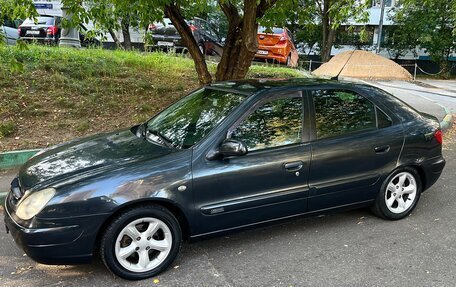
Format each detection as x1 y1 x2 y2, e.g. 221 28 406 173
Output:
0 80 455 286
369 81 456 119
419 79 456 93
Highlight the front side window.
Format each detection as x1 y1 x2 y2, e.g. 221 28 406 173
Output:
147 88 246 149
313 89 376 139
231 95 303 151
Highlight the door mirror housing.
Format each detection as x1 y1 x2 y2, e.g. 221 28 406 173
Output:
207 139 248 160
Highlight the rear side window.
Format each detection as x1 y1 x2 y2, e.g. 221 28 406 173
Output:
312 89 376 139
258 26 284 35
23 17 55 26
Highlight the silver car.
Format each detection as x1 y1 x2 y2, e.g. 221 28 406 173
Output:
1 19 20 45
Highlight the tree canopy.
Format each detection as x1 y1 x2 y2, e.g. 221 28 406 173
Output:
390 0 455 74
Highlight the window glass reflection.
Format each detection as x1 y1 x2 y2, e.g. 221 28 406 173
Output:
147 88 246 149
232 96 303 151
313 90 376 139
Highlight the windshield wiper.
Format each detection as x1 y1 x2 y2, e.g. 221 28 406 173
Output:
146 128 175 148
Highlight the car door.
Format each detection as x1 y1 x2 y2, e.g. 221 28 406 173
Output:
192 91 311 235
307 88 403 212
200 20 223 56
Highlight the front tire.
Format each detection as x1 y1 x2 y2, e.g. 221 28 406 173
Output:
372 167 422 220
100 205 182 280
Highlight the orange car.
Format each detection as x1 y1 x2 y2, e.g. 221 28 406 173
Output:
255 27 299 67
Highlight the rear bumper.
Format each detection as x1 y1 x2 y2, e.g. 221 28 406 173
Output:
254 53 287 64
254 45 288 63
146 44 187 52
421 155 446 191
3 197 107 265
20 37 57 44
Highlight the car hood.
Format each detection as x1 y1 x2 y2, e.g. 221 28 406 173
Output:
18 127 173 190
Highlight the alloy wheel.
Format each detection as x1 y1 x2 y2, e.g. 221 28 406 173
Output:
384 171 417 214
114 217 172 273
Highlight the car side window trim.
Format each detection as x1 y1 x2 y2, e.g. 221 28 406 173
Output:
375 105 393 129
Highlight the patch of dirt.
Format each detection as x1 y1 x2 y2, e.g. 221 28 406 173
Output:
313 50 412 81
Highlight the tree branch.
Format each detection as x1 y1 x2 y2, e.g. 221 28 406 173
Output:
256 0 279 18
164 2 212 85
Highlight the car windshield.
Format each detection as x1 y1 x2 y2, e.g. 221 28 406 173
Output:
23 17 54 25
258 26 283 34
146 88 246 149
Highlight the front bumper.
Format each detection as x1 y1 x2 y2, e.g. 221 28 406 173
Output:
4 193 107 265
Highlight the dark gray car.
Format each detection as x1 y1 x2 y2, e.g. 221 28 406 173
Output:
146 17 224 56
4 79 445 280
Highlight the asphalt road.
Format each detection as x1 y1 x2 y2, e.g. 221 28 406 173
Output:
368 80 456 121
0 135 455 286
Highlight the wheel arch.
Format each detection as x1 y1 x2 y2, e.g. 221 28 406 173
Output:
93 198 192 254
406 164 427 191
394 164 426 191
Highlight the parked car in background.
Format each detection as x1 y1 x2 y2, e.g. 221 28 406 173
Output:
18 15 100 47
1 18 21 45
255 26 299 67
4 79 445 280
18 15 61 44
146 17 224 56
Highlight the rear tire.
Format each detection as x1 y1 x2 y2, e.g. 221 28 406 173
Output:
286 55 292 67
100 205 182 280
371 167 422 220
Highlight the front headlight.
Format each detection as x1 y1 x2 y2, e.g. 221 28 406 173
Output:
16 188 56 220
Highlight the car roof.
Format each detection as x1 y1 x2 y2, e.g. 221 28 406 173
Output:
207 78 370 96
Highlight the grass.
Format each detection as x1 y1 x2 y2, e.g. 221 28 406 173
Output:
0 45 307 151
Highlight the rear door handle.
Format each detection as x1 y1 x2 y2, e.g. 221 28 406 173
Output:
374 145 390 154
284 161 304 172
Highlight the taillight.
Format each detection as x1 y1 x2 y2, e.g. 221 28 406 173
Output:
434 129 443 144
148 23 156 31
189 24 197 32
277 32 287 45
46 26 58 35
17 26 21 35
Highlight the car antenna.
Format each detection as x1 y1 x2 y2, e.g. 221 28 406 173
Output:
331 50 356 81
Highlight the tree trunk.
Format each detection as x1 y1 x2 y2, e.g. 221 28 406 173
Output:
216 0 277 81
319 0 337 62
322 28 336 62
121 17 132 50
108 28 123 49
215 1 258 81
165 0 277 84
164 4 212 85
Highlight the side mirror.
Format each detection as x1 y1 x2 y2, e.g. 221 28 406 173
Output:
206 139 248 160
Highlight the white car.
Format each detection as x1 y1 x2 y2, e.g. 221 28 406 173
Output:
1 19 20 45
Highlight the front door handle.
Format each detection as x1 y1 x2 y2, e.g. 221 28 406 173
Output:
374 145 390 154
284 161 304 172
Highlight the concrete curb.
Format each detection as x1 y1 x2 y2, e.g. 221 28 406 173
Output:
0 149 40 170
440 106 453 132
